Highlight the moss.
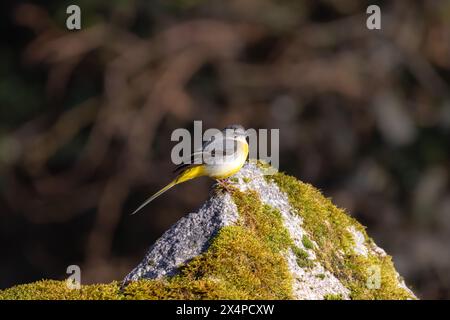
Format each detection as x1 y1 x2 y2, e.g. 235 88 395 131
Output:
232 189 292 253
173 224 292 299
255 159 272 169
292 246 314 268
302 235 314 250
242 177 251 183
269 171 414 300
229 177 239 183
0 279 227 300
324 294 343 300
0 280 123 300
0 189 294 300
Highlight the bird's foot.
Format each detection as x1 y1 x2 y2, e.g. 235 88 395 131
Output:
215 179 236 193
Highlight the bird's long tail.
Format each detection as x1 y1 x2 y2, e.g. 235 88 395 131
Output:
131 165 205 215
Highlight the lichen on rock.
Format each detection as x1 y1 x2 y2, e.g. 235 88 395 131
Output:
0 162 416 300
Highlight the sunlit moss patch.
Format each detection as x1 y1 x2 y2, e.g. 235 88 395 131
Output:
268 171 414 300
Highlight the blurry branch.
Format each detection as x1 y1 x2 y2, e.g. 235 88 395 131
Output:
24 98 99 176
222 53 365 99
382 8 450 98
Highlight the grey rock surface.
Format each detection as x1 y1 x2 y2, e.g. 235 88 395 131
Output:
123 192 239 284
123 162 416 299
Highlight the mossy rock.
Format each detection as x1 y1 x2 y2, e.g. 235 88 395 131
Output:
0 162 416 300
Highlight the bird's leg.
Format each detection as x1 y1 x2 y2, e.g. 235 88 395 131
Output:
216 179 233 193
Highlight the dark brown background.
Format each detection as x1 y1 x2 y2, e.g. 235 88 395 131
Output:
1 0 449 299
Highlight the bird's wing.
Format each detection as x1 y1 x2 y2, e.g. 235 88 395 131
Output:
173 136 238 173
203 137 238 160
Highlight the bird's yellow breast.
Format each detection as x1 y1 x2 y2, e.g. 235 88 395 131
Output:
205 140 248 179
212 164 244 179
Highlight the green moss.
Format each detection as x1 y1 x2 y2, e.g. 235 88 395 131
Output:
302 235 314 250
229 177 239 183
255 159 271 169
173 224 292 299
0 189 294 300
269 171 414 300
242 177 251 183
292 246 314 268
0 280 122 300
324 294 343 300
232 189 292 253
0 279 227 300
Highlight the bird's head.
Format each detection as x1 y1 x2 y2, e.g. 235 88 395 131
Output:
222 124 246 141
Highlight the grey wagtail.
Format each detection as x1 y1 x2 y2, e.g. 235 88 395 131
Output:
131 125 248 215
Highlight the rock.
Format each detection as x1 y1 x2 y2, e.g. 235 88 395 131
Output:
122 162 417 300
123 192 240 282
0 162 416 300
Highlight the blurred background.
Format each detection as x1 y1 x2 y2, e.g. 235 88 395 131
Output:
1 0 450 299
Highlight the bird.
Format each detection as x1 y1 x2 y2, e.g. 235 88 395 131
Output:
131 124 249 215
